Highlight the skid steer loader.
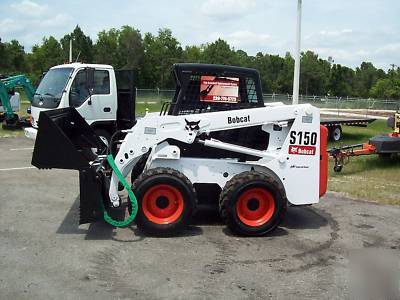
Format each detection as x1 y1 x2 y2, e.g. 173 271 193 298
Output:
31 64 328 236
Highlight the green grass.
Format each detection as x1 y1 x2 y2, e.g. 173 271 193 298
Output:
136 101 163 115
329 120 392 148
327 120 400 205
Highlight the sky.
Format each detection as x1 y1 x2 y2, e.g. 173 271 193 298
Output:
0 0 399 70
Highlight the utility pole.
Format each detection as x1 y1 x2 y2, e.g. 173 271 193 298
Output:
292 0 302 105
69 39 73 63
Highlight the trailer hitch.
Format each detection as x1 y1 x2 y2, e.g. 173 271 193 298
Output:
328 143 376 173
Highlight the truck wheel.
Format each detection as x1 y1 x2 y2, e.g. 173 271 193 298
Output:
94 129 111 147
92 129 111 155
329 126 342 142
132 168 196 236
219 171 286 236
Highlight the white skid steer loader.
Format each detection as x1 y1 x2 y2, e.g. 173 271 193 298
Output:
31 64 328 236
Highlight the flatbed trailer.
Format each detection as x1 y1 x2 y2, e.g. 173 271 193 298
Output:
328 111 400 172
320 115 376 141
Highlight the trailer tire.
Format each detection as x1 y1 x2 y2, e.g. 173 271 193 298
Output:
132 168 196 236
219 171 286 236
379 153 392 160
329 125 342 141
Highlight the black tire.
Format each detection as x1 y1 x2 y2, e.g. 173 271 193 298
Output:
132 167 197 236
333 165 343 173
379 153 392 160
92 128 111 155
219 171 286 236
94 128 111 147
329 126 342 142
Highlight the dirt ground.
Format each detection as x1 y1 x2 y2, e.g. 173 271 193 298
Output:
1 137 399 299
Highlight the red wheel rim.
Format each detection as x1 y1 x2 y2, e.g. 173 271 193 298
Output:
142 184 184 225
236 188 275 227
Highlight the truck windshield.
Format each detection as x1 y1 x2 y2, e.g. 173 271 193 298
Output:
32 68 73 109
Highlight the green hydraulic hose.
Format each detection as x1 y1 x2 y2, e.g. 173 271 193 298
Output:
100 154 138 227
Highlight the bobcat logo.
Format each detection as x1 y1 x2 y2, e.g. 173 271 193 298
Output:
185 119 200 131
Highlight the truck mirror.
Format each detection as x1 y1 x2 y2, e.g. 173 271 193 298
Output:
85 67 95 93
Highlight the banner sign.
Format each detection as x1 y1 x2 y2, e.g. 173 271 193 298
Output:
200 76 239 103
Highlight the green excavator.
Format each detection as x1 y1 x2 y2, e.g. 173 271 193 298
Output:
0 75 35 129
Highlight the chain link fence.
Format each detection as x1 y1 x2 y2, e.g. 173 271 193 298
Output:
136 89 400 112
263 93 399 111
136 88 175 104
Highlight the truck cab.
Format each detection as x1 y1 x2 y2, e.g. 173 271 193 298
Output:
25 63 135 144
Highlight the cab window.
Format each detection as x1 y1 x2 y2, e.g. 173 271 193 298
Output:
69 70 89 107
69 69 110 107
94 70 110 94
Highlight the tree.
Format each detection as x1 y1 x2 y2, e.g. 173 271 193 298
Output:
1 26 399 98
118 26 144 70
142 28 183 87
328 64 355 97
370 78 400 99
94 28 120 66
276 52 295 94
300 51 330 95
183 45 203 63
353 62 386 97
0 39 26 73
0 38 9 71
202 39 236 65
30 36 63 73
60 25 94 63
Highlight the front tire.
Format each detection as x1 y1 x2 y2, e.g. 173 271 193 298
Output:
132 168 197 236
219 171 286 236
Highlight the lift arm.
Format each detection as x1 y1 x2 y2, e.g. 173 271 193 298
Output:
0 75 35 119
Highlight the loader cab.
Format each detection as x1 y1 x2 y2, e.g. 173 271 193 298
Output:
165 64 269 162
165 63 264 116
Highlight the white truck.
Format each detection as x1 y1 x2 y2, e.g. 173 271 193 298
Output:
24 63 136 145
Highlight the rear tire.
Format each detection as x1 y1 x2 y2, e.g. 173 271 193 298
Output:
132 168 196 236
219 171 286 236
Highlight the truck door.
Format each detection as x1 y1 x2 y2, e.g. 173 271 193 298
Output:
69 69 116 124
